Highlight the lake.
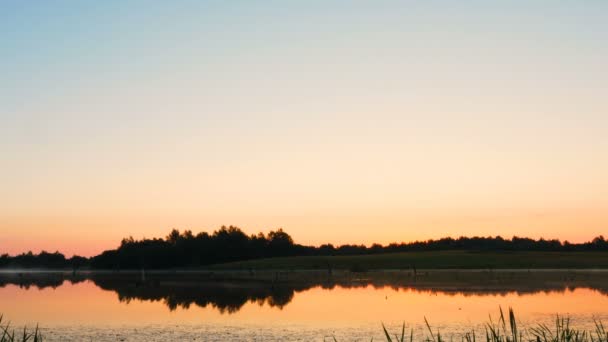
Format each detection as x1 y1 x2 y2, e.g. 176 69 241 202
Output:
1 270 608 341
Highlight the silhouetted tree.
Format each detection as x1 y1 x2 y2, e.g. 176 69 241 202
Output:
4 226 608 270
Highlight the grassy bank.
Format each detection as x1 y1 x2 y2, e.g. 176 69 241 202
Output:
209 250 608 270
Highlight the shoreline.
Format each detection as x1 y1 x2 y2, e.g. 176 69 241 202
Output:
4 267 608 274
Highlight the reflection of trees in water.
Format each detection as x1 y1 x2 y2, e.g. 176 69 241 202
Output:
0 272 87 289
92 278 296 313
3 271 608 314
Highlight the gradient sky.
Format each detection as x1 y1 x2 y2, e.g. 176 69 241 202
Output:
1 1 607 256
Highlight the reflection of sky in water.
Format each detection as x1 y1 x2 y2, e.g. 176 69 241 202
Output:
2 272 608 341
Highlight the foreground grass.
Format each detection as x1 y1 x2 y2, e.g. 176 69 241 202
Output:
210 251 608 270
0 316 41 342
361 308 608 342
3 308 608 342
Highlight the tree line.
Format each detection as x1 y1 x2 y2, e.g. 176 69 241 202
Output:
0 251 87 269
2 225 608 269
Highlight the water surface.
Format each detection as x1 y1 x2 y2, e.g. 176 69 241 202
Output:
1 270 607 341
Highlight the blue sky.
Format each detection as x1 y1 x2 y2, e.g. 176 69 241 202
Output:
1 1 607 255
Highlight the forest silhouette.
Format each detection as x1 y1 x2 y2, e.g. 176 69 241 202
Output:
2 226 608 269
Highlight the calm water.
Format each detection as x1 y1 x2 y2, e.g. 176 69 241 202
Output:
1 270 608 341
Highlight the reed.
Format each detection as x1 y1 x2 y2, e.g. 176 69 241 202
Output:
0 316 41 342
371 308 608 342
3 308 607 342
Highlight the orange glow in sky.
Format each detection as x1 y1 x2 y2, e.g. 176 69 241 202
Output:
1 2 607 256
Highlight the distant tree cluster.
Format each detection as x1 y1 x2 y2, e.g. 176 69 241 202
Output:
0 251 87 269
2 226 608 269
90 226 302 269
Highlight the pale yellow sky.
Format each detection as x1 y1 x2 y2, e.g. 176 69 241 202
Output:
1 1 607 256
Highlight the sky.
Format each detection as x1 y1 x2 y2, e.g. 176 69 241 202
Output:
1 1 607 257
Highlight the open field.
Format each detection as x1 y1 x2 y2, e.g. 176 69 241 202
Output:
208 250 608 270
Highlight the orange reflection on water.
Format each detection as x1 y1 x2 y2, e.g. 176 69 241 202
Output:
2 281 608 329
